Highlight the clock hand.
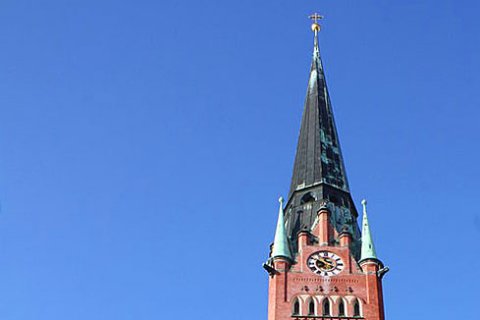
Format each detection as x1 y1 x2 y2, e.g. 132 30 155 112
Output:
318 257 335 269
317 257 333 268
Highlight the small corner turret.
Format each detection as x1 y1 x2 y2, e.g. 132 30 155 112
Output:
359 199 389 279
359 199 378 262
263 197 293 276
272 197 293 262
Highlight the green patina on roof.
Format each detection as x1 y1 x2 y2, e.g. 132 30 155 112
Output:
360 199 377 261
272 197 293 260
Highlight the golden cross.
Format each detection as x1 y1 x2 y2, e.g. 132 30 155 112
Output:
309 13 324 24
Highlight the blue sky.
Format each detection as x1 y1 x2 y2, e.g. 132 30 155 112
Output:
0 1 479 319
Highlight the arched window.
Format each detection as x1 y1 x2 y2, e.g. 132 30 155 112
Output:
292 298 300 315
322 299 330 316
338 299 345 316
301 192 315 204
308 299 315 315
353 299 361 317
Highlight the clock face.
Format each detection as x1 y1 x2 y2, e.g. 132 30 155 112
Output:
307 251 344 276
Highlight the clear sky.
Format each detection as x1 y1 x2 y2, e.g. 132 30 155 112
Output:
0 1 479 319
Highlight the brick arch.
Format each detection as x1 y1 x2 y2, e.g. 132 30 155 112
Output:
291 296 302 316
342 296 364 317
344 295 366 305
327 296 346 316
318 296 333 316
305 296 317 315
352 297 362 317
336 297 347 316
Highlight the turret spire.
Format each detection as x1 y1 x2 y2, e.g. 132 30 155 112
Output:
272 197 293 261
360 199 378 261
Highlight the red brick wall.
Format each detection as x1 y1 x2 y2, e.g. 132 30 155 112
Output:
268 217 385 320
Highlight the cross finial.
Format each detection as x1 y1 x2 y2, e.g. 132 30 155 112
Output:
309 13 324 24
308 13 323 33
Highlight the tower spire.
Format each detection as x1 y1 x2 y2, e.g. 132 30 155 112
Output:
265 17 388 320
284 16 360 257
271 197 293 261
288 15 350 197
360 199 378 261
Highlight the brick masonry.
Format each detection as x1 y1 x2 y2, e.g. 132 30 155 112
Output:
267 209 385 320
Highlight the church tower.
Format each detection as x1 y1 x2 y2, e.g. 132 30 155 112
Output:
264 15 389 320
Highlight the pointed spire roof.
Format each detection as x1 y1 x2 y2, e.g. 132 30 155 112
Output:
360 199 377 261
283 17 361 260
272 197 293 261
288 22 349 198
